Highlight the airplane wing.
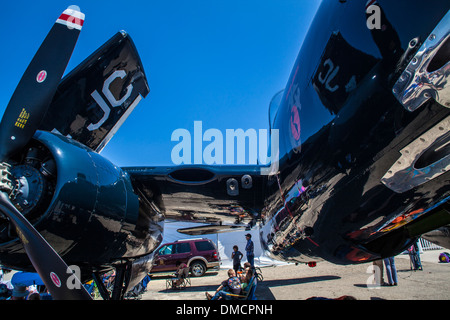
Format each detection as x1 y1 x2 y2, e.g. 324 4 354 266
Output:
39 31 150 152
122 165 269 234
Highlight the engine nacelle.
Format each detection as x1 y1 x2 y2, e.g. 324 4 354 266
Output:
0 131 163 277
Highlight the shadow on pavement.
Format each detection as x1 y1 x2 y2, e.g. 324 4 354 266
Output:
155 275 341 300
150 271 219 281
159 284 218 294
257 275 341 299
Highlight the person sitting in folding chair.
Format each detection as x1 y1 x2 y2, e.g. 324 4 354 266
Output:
172 261 190 289
226 267 257 300
205 269 241 300
240 268 254 292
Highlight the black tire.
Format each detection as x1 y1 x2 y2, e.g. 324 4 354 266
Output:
190 261 206 277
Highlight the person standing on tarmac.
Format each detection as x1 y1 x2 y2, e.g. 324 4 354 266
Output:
231 245 243 275
384 256 398 286
245 234 255 268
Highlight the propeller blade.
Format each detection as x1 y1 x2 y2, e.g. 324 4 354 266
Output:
0 192 92 300
0 6 85 161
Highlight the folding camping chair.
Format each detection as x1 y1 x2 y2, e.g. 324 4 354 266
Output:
166 272 191 290
225 276 257 300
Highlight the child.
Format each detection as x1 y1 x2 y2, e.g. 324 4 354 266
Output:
231 245 243 275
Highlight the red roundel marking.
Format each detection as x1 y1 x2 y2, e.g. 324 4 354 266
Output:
36 70 47 83
50 272 61 287
290 105 301 141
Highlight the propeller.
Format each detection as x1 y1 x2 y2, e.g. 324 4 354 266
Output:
0 6 84 161
0 6 92 300
0 192 91 300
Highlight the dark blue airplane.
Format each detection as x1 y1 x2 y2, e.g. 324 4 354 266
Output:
0 1 448 299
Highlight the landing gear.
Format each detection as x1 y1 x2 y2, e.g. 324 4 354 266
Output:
92 262 132 300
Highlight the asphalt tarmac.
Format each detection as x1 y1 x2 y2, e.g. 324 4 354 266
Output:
141 251 450 300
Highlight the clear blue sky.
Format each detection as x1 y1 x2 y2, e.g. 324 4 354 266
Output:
1 0 322 167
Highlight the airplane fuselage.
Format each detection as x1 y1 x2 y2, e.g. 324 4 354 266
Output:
259 0 450 264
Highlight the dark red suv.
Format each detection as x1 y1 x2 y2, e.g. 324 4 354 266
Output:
151 238 221 277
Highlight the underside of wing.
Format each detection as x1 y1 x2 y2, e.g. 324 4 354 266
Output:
123 165 267 234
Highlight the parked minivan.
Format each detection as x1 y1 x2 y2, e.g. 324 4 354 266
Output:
151 238 221 277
